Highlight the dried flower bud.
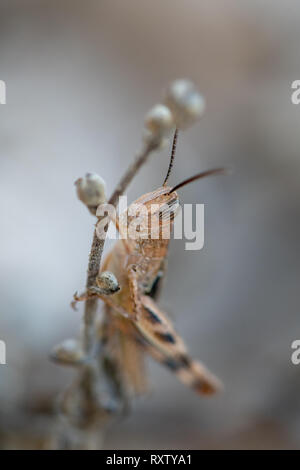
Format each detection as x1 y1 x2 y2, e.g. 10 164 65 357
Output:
96 271 120 295
164 79 206 129
50 339 84 366
145 104 174 136
75 173 106 215
143 104 174 147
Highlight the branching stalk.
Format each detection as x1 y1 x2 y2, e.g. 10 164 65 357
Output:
56 141 158 449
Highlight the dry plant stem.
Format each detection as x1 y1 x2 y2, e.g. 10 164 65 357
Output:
58 140 159 449
83 297 99 353
108 141 157 206
82 141 157 354
83 236 105 353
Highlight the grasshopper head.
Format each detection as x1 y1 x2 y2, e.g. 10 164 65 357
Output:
122 186 180 244
120 130 226 245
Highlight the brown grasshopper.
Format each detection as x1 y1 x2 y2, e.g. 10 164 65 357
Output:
75 131 225 396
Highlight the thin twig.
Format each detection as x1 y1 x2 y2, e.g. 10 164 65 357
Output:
108 141 156 206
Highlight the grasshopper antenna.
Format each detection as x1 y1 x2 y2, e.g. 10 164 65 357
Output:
163 128 178 186
169 168 228 193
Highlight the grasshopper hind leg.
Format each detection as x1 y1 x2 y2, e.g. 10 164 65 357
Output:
145 270 164 300
135 295 222 396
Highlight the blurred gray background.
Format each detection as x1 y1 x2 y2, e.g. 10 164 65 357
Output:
0 0 300 449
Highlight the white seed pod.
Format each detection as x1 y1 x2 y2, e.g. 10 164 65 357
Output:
96 271 120 295
164 79 206 129
75 173 106 215
50 338 84 366
145 104 174 136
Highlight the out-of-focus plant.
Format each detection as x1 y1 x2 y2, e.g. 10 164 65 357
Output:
51 79 206 450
